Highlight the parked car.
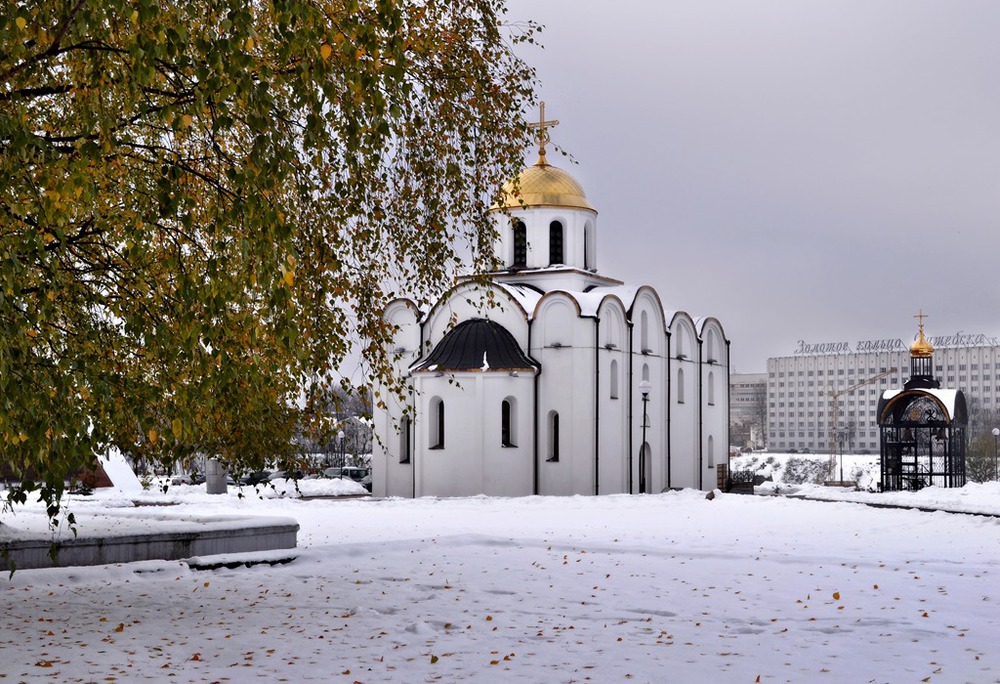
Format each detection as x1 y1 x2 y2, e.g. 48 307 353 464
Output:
340 466 370 483
267 469 304 481
238 470 271 486
323 466 370 488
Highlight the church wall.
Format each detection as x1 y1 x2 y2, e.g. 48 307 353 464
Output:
597 302 629 493
630 293 668 493
699 319 730 488
372 300 422 498
411 372 534 497
499 206 596 271
411 374 479 497
668 314 701 489
533 295 597 495
480 375 535 496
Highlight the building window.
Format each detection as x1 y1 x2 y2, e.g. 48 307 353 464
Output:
610 359 620 399
707 435 715 468
501 398 517 447
547 411 560 461
429 397 444 449
677 368 685 404
512 220 527 268
708 371 715 405
399 415 412 463
640 311 650 353
549 221 564 265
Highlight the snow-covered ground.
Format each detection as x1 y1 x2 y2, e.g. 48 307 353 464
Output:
3 479 1000 682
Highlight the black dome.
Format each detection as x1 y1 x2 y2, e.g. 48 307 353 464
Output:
413 319 537 373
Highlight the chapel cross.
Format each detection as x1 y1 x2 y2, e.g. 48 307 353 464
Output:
914 309 928 333
527 101 559 160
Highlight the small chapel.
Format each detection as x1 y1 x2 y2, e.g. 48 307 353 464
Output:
372 106 730 498
877 314 967 491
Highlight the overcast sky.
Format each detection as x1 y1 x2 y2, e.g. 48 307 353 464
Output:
502 0 1000 372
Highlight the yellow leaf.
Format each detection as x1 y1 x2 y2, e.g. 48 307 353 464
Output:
181 114 193 128
832 592 840 600
245 37 255 50
283 270 294 286
320 43 333 61
148 429 158 444
172 418 183 438
114 622 124 632
16 16 26 30
47 290 56 301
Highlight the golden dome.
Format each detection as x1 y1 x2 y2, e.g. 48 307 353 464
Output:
493 151 596 213
910 327 934 358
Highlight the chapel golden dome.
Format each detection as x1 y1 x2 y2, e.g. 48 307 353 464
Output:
494 152 596 212
910 314 934 358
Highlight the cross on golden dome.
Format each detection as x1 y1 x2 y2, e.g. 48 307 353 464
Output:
910 308 934 358
527 101 559 164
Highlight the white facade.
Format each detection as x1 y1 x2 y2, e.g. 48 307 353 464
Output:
767 341 1000 453
372 148 730 497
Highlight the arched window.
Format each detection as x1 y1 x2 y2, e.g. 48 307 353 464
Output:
677 368 685 404
429 397 444 449
707 435 715 468
708 371 715 406
399 415 412 463
642 363 650 383
640 311 649 353
547 411 560 462
584 221 595 270
512 220 527 269
610 359 619 400
549 221 563 265
501 398 517 447
706 330 717 363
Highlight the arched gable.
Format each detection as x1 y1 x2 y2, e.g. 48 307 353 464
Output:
597 296 628 351
421 281 531 354
628 286 667 357
533 291 583 348
696 317 728 366
879 390 964 425
383 298 422 358
667 311 697 361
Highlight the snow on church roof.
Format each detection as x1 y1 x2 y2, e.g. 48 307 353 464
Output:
411 318 538 373
498 283 544 317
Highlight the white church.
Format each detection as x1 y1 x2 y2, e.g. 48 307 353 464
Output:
372 109 729 497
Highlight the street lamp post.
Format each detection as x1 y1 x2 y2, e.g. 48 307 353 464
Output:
839 429 845 484
638 380 652 494
992 428 999 481
338 429 346 468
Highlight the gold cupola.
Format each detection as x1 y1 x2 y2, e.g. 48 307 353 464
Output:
910 312 934 358
492 102 596 213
